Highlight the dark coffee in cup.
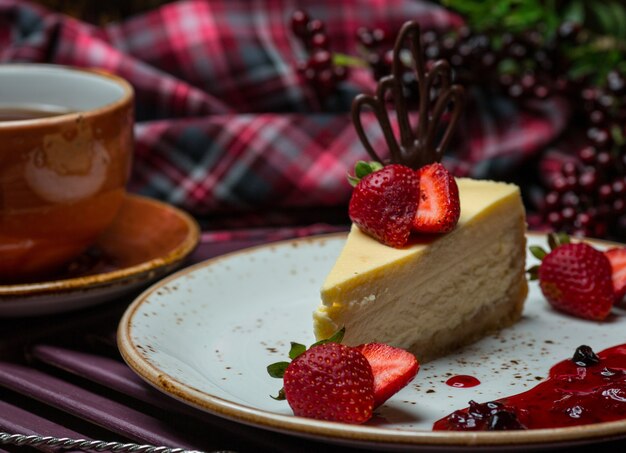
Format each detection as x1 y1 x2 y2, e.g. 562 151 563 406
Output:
0 105 74 122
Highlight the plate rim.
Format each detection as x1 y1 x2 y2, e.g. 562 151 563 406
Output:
118 231 626 448
0 194 200 299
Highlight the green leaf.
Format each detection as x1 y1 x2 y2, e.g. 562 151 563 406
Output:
347 174 360 187
548 231 570 249
589 2 618 36
526 265 540 281
498 58 520 75
333 52 368 68
355 161 374 179
567 57 598 81
608 1 626 40
288 342 307 360
355 161 383 178
270 388 286 400
547 233 558 251
267 361 290 379
529 246 547 260
326 326 346 344
556 232 571 246
311 326 345 348
612 124 625 146
563 0 585 25
348 161 383 187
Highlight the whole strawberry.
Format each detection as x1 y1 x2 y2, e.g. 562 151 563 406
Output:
528 233 615 321
267 328 419 423
267 328 374 424
348 161 419 248
283 342 374 423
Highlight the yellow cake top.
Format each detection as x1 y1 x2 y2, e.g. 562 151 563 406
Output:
321 178 522 293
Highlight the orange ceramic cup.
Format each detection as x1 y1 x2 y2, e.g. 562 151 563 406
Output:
0 64 134 282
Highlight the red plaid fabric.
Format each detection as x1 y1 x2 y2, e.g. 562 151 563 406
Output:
0 0 569 227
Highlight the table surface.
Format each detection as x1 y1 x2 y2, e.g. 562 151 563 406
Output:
1 233 626 453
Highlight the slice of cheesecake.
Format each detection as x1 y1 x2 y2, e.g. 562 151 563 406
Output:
314 178 528 363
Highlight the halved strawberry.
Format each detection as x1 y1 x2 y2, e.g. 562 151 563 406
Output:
356 343 419 407
413 163 460 233
349 162 419 247
605 247 626 302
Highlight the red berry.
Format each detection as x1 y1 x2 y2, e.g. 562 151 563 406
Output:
333 65 348 81
578 170 598 191
613 199 626 215
356 27 374 47
538 242 615 320
356 343 419 408
562 162 578 177
544 191 560 210
596 151 613 168
310 50 332 69
612 179 626 196
291 10 310 38
598 184 613 201
412 163 461 233
316 68 335 91
551 177 569 193
349 164 420 247
578 146 597 164
371 28 386 43
307 19 325 35
561 206 576 222
547 211 563 227
283 343 374 424
576 212 593 228
310 33 329 49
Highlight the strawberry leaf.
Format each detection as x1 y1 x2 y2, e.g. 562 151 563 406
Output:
556 232 571 245
356 161 383 178
526 264 540 281
267 361 290 379
311 326 345 348
347 161 384 187
347 174 361 187
529 245 547 260
270 388 286 400
548 232 571 250
289 342 307 360
548 233 558 251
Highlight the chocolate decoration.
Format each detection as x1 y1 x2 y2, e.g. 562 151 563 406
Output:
352 21 465 169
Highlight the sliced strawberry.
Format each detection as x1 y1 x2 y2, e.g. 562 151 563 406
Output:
605 247 626 302
356 343 419 407
413 163 460 233
349 163 419 247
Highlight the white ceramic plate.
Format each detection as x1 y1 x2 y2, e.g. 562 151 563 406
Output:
118 233 626 450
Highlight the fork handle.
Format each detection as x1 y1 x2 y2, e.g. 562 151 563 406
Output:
0 431 236 453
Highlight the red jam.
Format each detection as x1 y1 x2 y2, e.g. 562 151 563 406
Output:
433 344 626 431
446 375 481 388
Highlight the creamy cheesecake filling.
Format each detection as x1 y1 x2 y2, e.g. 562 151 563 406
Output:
314 179 527 361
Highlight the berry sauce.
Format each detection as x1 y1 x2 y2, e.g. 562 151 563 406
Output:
446 375 481 388
433 344 626 431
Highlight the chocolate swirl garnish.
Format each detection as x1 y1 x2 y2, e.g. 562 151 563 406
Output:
351 21 465 170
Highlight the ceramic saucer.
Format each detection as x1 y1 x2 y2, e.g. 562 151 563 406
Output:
0 195 199 317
